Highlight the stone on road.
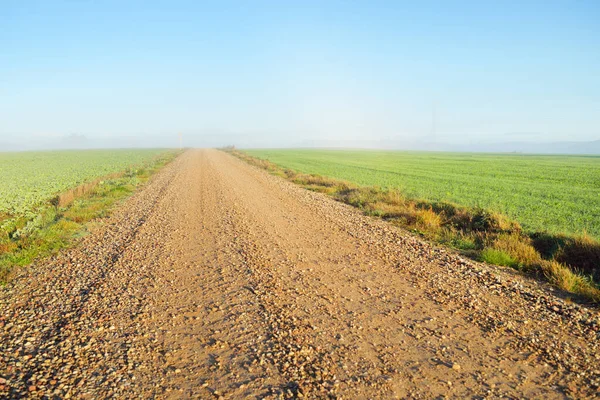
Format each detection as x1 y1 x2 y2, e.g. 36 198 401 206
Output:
1 149 599 399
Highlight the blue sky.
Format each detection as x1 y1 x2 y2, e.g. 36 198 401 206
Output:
1 0 599 149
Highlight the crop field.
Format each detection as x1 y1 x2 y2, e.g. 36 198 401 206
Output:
0 149 166 217
0 148 176 280
246 149 600 239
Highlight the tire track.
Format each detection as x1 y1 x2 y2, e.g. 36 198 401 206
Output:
1 149 598 399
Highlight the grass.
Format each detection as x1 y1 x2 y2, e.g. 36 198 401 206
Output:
480 248 517 268
229 149 600 303
0 150 180 282
245 149 600 239
0 149 169 215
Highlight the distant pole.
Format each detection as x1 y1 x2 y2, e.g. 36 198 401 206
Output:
179 133 182 149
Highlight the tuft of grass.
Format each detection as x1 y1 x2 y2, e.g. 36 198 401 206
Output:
480 248 517 268
228 148 600 303
539 260 600 302
415 207 443 231
489 233 541 270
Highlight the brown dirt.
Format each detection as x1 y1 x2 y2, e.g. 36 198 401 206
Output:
1 149 599 399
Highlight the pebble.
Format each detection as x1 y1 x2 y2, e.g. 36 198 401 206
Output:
1 150 598 398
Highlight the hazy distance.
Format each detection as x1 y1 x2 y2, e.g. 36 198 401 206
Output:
2 1 599 153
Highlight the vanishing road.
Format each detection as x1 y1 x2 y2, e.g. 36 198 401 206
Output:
1 149 599 399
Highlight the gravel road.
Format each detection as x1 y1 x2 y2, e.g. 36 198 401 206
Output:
1 149 599 399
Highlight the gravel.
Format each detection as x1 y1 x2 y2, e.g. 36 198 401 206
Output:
1 149 598 399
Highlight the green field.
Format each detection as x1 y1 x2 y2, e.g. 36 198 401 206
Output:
0 149 166 216
0 149 177 280
246 149 600 239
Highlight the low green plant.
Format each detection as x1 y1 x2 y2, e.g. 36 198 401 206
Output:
480 248 517 268
0 149 169 216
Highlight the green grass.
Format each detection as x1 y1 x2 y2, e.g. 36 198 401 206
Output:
0 149 179 282
480 248 517 268
0 149 167 215
246 149 600 239
233 149 600 303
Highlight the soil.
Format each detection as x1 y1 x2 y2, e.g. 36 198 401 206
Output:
1 149 599 399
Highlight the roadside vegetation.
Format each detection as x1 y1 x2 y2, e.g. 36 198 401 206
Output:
0 149 180 282
1 149 168 215
229 149 600 303
246 149 600 239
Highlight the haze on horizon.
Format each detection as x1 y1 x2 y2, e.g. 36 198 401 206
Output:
1 0 599 152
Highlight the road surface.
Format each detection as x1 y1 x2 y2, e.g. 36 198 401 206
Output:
1 149 599 399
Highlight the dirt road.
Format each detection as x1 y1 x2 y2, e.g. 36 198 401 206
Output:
1 149 599 399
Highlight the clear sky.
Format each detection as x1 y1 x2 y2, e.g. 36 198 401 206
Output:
1 0 599 149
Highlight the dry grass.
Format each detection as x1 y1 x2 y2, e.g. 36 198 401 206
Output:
54 172 122 207
556 234 600 279
532 232 600 281
291 174 344 194
0 213 12 224
540 260 600 302
229 149 600 304
63 201 108 223
0 241 17 254
490 233 542 268
415 207 443 231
